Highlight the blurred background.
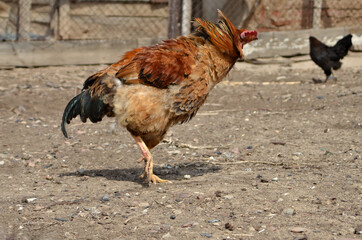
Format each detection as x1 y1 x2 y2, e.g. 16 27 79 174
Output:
0 0 361 66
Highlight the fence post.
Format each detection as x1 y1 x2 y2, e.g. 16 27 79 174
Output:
17 0 31 41
168 0 182 39
47 0 59 39
313 0 322 29
59 0 70 40
181 0 192 36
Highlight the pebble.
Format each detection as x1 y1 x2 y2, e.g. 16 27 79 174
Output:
355 225 362 234
101 195 110 202
184 175 191 179
224 152 234 158
215 190 223 197
34 206 44 211
272 177 278 181
283 208 295 215
290 227 307 233
170 215 176 220
207 219 220 223
225 222 234 231
162 233 172 239
181 222 195 228
247 145 253 149
138 202 150 208
200 233 212 238
224 195 234 200
45 175 53 180
25 198 37 203
55 217 69 222
173 209 182 215
163 163 173 169
0 160 4 165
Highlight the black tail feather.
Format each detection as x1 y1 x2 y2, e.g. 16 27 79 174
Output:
61 90 111 138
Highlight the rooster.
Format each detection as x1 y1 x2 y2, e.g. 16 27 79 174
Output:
309 34 352 83
61 10 258 183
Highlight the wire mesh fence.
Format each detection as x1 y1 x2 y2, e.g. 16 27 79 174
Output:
0 0 361 41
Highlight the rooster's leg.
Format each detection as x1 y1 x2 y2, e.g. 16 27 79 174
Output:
132 135 170 184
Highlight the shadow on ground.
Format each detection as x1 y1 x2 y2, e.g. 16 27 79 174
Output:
59 162 221 185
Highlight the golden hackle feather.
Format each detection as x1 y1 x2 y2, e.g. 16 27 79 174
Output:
194 9 242 57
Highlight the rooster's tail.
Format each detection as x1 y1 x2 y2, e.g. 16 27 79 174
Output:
61 75 115 138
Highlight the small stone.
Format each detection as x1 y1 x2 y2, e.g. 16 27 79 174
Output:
181 222 194 228
247 145 253 149
45 175 53 180
355 225 362 234
139 202 150 208
200 233 212 238
272 177 278 181
55 217 69 222
34 206 44 211
224 195 234 200
162 163 173 169
25 198 37 203
184 175 191 179
0 160 4 165
101 195 110 202
77 168 85 175
125 193 131 197
225 222 233 231
215 190 223 197
283 208 295 215
170 215 176 220
162 233 172 239
290 227 307 233
207 220 220 223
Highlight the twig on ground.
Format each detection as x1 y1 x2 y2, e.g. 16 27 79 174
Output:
162 139 229 150
213 160 284 166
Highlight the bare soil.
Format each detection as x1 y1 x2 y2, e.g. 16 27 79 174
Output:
0 53 361 240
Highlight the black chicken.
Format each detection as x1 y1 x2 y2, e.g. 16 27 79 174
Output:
309 34 353 83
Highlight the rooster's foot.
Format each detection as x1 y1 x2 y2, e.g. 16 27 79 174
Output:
139 171 171 184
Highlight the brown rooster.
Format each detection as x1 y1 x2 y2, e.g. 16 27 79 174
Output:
61 10 258 184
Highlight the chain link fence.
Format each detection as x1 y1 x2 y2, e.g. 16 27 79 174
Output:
0 0 361 41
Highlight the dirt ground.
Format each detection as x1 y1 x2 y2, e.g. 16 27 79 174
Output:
0 52 361 240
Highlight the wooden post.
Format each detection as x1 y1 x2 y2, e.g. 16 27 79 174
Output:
58 0 70 40
313 0 322 29
168 0 182 39
181 0 191 36
17 0 31 41
47 0 59 39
